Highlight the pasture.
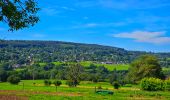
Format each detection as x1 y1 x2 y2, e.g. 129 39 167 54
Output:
0 80 170 100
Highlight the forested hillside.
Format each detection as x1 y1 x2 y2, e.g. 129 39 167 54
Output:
0 40 170 67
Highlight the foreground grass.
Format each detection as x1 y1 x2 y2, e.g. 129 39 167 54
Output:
0 80 170 100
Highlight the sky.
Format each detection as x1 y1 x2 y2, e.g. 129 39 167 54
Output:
0 0 170 52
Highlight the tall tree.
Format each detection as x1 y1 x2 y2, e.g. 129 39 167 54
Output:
66 64 83 87
0 0 39 31
127 55 165 83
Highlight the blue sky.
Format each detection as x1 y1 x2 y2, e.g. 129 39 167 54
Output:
0 0 170 52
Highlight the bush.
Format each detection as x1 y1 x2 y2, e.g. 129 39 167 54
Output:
97 85 102 89
113 81 120 89
44 80 51 86
66 80 79 87
140 77 165 91
165 79 170 91
53 80 62 86
7 75 20 85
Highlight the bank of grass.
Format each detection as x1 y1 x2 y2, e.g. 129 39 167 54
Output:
0 80 170 100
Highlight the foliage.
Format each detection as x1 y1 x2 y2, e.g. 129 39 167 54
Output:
109 69 118 84
0 68 7 82
0 40 170 67
0 0 39 31
113 81 120 89
7 75 20 84
66 80 79 87
44 80 51 86
128 55 165 83
164 79 170 91
97 85 102 89
53 80 62 86
140 77 165 91
66 64 83 87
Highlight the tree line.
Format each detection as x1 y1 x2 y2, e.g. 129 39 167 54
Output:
1 55 169 87
0 40 170 67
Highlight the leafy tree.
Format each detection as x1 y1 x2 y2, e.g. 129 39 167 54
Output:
0 69 7 82
127 55 165 83
113 81 120 89
28 64 39 80
7 75 20 84
96 66 109 82
53 80 62 91
66 64 83 87
55 70 66 80
53 80 62 86
140 77 165 91
44 80 51 86
109 68 118 84
0 0 39 31
165 79 170 91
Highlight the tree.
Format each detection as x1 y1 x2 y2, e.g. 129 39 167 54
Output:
53 80 62 91
0 69 7 82
44 80 51 86
7 75 20 84
113 81 120 89
0 0 40 31
140 77 165 91
127 55 165 83
96 66 109 82
28 64 39 80
66 64 83 87
109 68 118 84
53 80 62 86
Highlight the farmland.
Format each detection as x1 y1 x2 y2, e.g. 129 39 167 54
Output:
0 80 170 100
1 41 170 100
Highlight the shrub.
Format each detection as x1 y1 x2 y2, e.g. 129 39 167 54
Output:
97 85 102 89
53 80 62 86
66 80 79 87
165 79 170 91
44 80 51 86
113 81 120 89
7 75 20 85
140 77 165 91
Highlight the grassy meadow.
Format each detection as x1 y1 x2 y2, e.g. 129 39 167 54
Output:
0 80 170 100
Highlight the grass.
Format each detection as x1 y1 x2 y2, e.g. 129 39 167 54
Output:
80 61 130 71
0 80 170 100
38 61 130 71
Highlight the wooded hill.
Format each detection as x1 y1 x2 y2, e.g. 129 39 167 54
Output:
0 40 170 67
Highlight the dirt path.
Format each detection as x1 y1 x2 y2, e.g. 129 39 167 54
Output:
0 95 28 100
0 90 83 100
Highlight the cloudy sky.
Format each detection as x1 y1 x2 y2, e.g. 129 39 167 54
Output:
0 0 170 52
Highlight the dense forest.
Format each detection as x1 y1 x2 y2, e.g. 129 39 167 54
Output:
0 40 170 68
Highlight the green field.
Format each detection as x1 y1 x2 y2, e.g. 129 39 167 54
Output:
39 61 130 71
0 80 170 100
39 61 170 71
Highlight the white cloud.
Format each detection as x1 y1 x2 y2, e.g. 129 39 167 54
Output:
113 31 170 44
42 7 59 16
61 6 75 11
71 22 127 29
